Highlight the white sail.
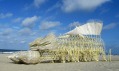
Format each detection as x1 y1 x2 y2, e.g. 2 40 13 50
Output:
66 22 103 35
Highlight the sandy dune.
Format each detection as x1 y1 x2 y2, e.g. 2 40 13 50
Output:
0 54 119 71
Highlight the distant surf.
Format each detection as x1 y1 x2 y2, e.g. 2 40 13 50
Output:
0 49 27 54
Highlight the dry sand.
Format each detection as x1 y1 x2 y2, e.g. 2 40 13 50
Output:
0 54 119 71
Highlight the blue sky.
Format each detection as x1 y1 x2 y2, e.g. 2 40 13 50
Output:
0 0 119 53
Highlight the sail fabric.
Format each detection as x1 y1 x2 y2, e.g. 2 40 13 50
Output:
66 22 103 35
66 26 84 37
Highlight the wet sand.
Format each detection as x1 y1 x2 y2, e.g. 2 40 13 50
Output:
0 54 119 71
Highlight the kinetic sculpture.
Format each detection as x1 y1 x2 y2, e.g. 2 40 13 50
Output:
8 21 107 64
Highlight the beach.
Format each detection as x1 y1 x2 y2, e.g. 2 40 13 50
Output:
0 54 119 71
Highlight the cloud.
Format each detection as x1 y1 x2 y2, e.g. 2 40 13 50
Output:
59 21 81 30
22 16 38 28
103 23 117 30
34 0 46 8
100 8 109 15
18 28 38 36
19 28 32 36
46 2 61 12
12 18 22 23
69 21 81 28
0 28 13 36
61 0 110 12
20 40 27 44
0 13 13 19
13 26 20 30
116 14 119 18
23 0 47 10
39 21 61 30
0 26 39 50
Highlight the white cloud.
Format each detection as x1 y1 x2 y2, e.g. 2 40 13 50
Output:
103 23 117 30
116 14 119 18
46 3 60 12
34 0 46 8
23 0 47 10
69 21 81 28
19 28 32 36
20 40 26 44
100 9 109 15
0 28 13 36
61 0 110 12
12 18 22 23
22 16 38 28
0 13 13 19
23 0 47 11
59 21 81 30
13 26 20 30
39 21 61 30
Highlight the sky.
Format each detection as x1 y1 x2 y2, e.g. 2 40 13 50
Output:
0 0 119 53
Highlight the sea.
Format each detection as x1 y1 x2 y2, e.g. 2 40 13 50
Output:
0 49 118 55
0 49 27 54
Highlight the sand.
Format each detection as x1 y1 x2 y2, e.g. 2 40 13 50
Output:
0 54 119 71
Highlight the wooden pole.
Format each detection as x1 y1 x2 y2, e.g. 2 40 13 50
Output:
109 49 111 61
